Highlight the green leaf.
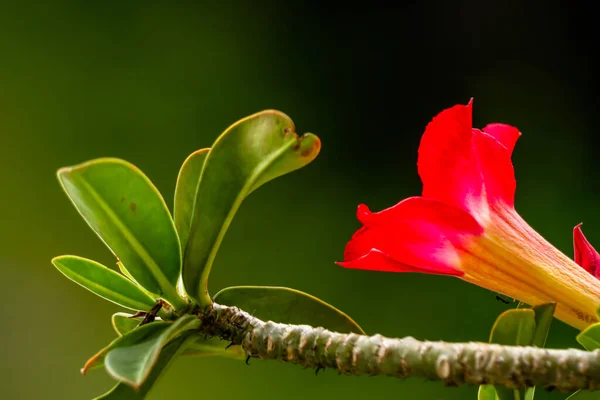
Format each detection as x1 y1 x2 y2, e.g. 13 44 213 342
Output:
112 313 143 336
531 302 555 348
213 286 365 334
577 322 600 351
478 385 498 400
566 390 600 399
489 309 536 346
182 111 321 305
524 303 556 400
104 315 200 388
183 336 247 360
94 335 191 399
52 255 156 312
488 309 536 400
173 148 210 254
116 261 142 287
57 158 184 308
82 321 171 375
111 313 244 360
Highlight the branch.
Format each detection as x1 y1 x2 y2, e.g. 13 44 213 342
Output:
200 303 600 393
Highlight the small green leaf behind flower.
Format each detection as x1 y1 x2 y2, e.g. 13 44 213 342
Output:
556 283 600 398
214 286 365 334
524 303 557 400
182 111 321 306
576 323 600 351
478 384 498 400
478 303 556 400
490 309 536 400
57 158 185 308
52 256 157 313
530 303 556 348
565 389 600 399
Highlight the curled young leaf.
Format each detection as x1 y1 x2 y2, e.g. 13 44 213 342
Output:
57 158 184 308
111 313 144 336
182 111 321 305
213 286 364 334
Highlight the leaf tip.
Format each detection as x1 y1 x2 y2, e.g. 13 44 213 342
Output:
296 133 321 161
50 255 63 265
81 352 102 376
51 254 83 268
51 255 72 270
56 166 73 185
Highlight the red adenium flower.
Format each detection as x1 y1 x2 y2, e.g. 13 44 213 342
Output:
338 100 600 330
574 224 600 280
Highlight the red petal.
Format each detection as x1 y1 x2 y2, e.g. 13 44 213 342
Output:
417 100 519 219
573 223 600 279
473 131 517 210
482 123 521 154
338 197 482 276
337 249 463 276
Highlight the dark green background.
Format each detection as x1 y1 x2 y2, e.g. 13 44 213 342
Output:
1 2 596 399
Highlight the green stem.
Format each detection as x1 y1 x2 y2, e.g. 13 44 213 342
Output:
196 280 212 309
202 303 600 393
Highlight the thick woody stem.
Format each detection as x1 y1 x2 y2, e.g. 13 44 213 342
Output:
200 303 600 393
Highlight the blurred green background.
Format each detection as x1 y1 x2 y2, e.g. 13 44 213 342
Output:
1 1 597 399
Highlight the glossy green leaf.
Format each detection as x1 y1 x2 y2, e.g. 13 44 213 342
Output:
116 261 142 287
577 322 600 351
52 255 156 312
214 286 365 334
488 309 536 400
182 111 321 305
94 335 190 399
173 148 210 253
524 303 556 400
478 385 498 400
104 315 200 388
82 321 170 375
57 158 184 308
531 302 555 348
566 390 599 399
524 387 535 400
183 336 247 360
490 309 536 345
112 313 143 336
111 313 244 360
